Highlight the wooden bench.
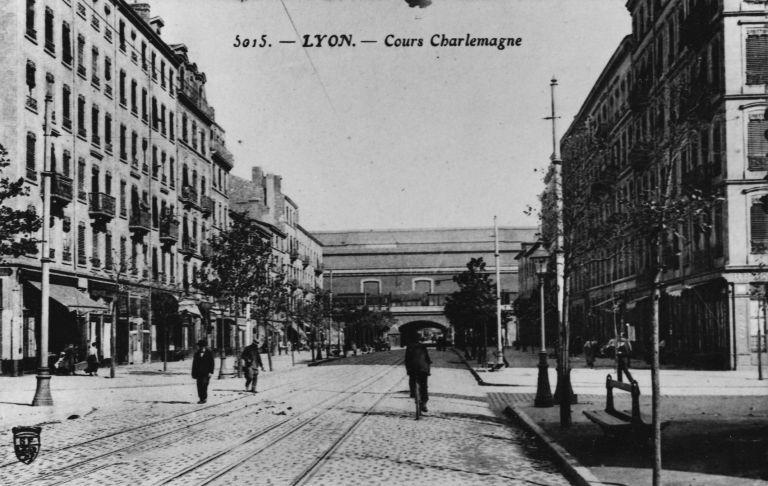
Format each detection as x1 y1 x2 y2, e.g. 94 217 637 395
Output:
583 372 651 440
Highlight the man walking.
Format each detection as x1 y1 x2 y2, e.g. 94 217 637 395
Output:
405 337 432 413
191 339 215 404
240 337 265 393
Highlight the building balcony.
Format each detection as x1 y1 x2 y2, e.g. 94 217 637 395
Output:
211 139 234 170
314 263 324 276
63 117 72 131
200 195 214 216
290 250 300 262
179 185 198 209
129 211 152 236
88 192 116 222
177 82 215 123
178 238 198 258
90 257 101 269
104 84 113 98
25 95 38 113
50 173 74 208
76 64 86 79
302 256 310 268
159 219 179 246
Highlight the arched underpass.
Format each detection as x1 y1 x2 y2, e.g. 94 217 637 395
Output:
396 320 449 346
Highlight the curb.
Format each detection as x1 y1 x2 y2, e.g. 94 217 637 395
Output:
504 405 601 486
454 349 515 387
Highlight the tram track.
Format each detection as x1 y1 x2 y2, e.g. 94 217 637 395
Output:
154 359 405 486
24 358 402 486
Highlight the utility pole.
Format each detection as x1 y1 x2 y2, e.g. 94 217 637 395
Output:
327 270 333 357
494 216 504 366
32 90 54 406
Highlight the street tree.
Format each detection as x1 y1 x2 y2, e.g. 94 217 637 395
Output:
250 271 290 371
0 144 41 258
197 211 279 375
295 287 331 360
338 304 395 350
444 257 496 364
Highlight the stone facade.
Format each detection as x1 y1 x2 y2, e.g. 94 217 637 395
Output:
560 0 768 369
0 0 233 373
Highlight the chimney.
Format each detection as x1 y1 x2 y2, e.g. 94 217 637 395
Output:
149 16 165 36
131 3 151 23
251 166 263 184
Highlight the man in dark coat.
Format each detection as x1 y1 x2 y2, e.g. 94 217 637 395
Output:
240 337 265 392
191 339 215 404
405 338 432 412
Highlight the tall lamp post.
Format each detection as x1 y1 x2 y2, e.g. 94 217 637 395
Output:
32 90 55 406
531 245 553 408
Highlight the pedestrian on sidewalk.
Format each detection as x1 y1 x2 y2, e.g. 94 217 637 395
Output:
240 337 265 393
617 332 632 380
583 338 596 368
86 342 100 376
405 338 431 413
191 339 215 404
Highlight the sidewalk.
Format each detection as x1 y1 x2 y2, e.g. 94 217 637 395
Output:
468 348 768 485
0 350 315 430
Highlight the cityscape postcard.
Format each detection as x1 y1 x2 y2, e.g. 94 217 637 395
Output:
0 0 766 485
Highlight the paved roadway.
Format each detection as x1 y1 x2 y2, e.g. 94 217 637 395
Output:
0 349 570 486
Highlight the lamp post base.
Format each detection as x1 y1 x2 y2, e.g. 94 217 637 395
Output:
553 365 578 405
534 351 553 408
31 370 53 407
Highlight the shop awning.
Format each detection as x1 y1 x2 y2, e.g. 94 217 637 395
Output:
28 282 108 313
178 299 201 317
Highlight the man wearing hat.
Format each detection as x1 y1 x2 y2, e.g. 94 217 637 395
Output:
240 336 265 392
191 339 215 404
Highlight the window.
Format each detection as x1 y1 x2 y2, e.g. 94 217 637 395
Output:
92 231 100 267
91 46 99 85
62 22 72 65
748 115 768 171
181 114 188 141
91 104 100 145
104 56 111 81
160 105 166 136
130 79 137 114
152 196 158 228
152 146 158 177
169 69 174 95
119 124 126 160
120 236 126 271
151 97 158 130
413 279 432 294
105 232 113 270
160 60 166 88
362 280 381 295
44 7 54 53
77 158 86 200
62 150 71 177
76 34 85 77
141 88 147 121
169 157 175 188
119 180 127 217
26 0 36 40
118 19 125 51
77 95 86 137
26 132 36 180
751 196 768 253
104 113 112 150
141 42 147 70
746 32 768 85
119 70 126 105
131 131 138 163
78 222 86 266
169 112 175 140
151 52 156 79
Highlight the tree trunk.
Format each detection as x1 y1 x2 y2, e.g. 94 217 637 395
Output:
652 264 662 485
559 272 572 427
110 298 117 378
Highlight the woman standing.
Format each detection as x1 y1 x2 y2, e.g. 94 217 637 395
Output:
86 342 100 376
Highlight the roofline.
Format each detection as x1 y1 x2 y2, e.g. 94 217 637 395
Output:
312 225 540 234
296 224 323 246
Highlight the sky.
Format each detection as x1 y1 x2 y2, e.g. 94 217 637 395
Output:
150 0 631 232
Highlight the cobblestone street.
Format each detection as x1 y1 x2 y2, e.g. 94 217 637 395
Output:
0 350 569 486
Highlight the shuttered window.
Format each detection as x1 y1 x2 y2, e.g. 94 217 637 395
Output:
746 33 768 85
750 198 768 253
26 132 36 180
77 222 86 265
748 117 768 170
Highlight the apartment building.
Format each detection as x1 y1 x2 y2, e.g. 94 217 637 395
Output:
0 0 233 373
558 0 768 369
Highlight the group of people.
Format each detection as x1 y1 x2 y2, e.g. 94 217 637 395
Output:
190 336 266 404
191 335 435 414
54 343 100 376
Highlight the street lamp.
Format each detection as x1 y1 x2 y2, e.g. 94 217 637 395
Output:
530 245 553 408
32 90 55 406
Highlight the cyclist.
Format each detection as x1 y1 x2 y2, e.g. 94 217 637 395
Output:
405 337 432 413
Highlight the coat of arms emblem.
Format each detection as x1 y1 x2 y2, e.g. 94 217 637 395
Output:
12 426 41 464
